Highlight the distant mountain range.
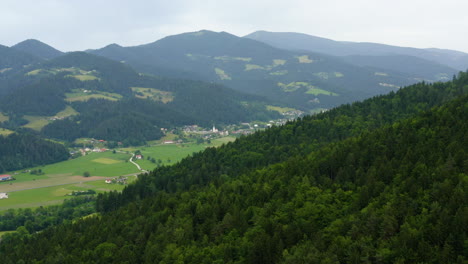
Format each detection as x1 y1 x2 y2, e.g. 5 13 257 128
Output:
245 30 468 71
0 29 467 142
89 30 458 111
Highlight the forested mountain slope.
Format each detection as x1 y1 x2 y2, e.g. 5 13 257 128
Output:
0 72 466 263
0 52 279 144
0 133 69 173
0 44 42 81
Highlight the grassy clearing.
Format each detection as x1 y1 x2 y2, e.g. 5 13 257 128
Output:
278 82 338 96
65 90 122 102
0 128 14 136
26 69 44 75
131 87 174 103
269 70 288 76
267 105 297 113
55 106 79 118
214 56 251 62
23 115 50 131
22 106 79 131
245 64 265 71
334 72 344 77
273 59 286 66
71 74 98 81
296 55 314 63
278 82 310 92
0 112 9 122
306 87 339 96
214 68 232 80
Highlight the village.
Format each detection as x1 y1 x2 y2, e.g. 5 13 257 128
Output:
0 115 305 200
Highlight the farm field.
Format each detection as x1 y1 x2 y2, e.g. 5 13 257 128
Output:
0 137 235 211
125 137 236 171
0 177 136 211
0 112 8 122
22 106 79 131
0 151 140 211
0 128 14 136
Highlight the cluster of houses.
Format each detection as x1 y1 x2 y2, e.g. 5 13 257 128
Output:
49 116 66 121
105 176 128 185
183 125 229 137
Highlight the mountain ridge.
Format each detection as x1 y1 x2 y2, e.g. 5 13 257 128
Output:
245 30 468 70
12 39 63 60
89 30 434 111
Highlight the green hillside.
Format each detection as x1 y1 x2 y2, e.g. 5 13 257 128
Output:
0 52 279 144
1 71 466 263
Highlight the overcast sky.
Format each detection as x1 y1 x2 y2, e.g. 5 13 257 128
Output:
1 0 467 53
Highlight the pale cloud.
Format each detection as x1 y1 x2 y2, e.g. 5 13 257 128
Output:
1 0 467 53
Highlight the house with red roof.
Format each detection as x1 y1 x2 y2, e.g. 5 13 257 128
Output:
0 174 12 181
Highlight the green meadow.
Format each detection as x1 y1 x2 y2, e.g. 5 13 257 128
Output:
267 105 297 113
22 106 79 131
0 177 136 211
125 137 235 171
130 87 174 103
0 128 14 136
0 112 9 122
65 89 122 102
0 137 235 211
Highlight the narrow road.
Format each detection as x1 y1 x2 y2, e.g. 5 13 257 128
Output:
129 154 148 173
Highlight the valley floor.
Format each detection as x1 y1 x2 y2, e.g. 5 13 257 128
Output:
0 136 235 211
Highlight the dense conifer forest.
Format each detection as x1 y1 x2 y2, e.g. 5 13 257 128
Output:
0 72 466 263
0 133 69 173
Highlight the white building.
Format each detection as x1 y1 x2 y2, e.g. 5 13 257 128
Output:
0 193 8 199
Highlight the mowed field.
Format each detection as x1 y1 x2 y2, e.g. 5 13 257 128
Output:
0 137 236 211
0 151 140 211
125 136 236 171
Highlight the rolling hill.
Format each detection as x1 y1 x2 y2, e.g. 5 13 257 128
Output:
11 39 63 60
245 30 468 71
89 30 425 111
